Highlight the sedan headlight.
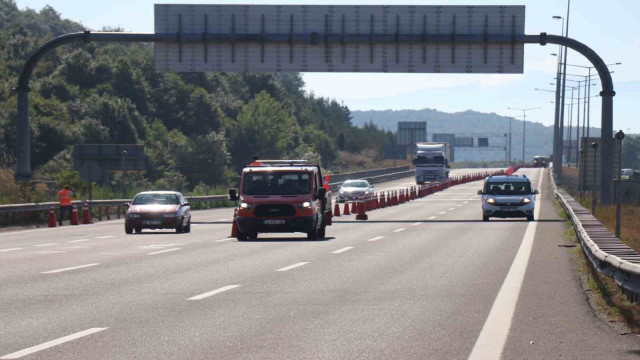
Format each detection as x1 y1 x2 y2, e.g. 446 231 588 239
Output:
239 202 253 209
521 197 532 204
297 201 312 209
163 213 177 218
127 213 141 218
486 198 497 205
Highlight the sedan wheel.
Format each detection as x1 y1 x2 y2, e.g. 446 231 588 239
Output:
176 218 184 233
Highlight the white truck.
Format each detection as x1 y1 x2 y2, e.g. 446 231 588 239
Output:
412 142 451 184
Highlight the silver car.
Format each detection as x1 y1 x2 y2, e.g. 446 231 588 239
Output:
478 175 538 221
337 180 374 203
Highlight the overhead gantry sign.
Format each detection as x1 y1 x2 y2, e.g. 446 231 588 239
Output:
14 5 616 204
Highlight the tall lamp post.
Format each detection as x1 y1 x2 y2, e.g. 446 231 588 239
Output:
507 107 542 163
591 142 598 214
615 130 625 238
552 15 565 179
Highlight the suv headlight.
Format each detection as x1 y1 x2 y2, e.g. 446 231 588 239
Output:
128 213 141 218
521 197 532 204
297 201 312 209
486 198 497 205
239 202 253 209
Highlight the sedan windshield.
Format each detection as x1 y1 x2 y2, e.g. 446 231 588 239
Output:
243 172 311 195
342 181 369 188
133 193 180 205
484 182 532 195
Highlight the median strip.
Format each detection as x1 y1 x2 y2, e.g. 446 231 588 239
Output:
0 327 108 359
41 263 100 274
187 285 241 301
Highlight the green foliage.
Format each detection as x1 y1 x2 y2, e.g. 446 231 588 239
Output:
0 2 394 199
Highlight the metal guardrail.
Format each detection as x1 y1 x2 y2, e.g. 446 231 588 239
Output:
551 167 640 302
0 167 414 219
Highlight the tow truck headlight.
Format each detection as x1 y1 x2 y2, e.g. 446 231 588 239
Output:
239 202 253 210
486 198 497 205
521 197 532 204
297 201 312 209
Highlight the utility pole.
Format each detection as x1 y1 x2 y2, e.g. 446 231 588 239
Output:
508 107 541 163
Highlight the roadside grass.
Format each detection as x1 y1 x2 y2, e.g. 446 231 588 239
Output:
561 167 640 253
555 197 640 333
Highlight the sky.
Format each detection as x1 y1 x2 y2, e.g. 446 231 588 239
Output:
16 0 640 133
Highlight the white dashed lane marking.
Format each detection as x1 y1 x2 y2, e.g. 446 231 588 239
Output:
332 247 354 254
0 248 22 252
367 236 384 242
67 239 90 243
33 243 57 247
96 236 115 239
214 238 235 242
147 248 181 255
41 263 100 274
428 216 437 220
0 327 108 359
393 228 406 233
412 222 422 226
439 212 447 215
188 285 241 301
276 262 309 272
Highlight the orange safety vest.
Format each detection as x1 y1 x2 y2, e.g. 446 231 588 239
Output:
58 189 73 206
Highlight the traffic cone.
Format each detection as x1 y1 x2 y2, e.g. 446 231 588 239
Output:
70 205 79 225
230 209 238 238
343 202 351 215
355 201 368 221
351 201 357 214
47 207 56 227
81 201 91 224
334 199 341 216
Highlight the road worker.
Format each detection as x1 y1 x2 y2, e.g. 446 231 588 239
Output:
249 155 262 166
58 185 74 226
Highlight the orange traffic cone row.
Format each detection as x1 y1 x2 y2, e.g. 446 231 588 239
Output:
81 201 91 224
70 205 80 225
334 199 341 217
343 202 351 215
355 201 368 221
230 209 238 238
47 207 56 227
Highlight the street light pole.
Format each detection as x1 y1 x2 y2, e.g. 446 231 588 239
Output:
552 15 565 179
591 141 598 214
615 130 625 238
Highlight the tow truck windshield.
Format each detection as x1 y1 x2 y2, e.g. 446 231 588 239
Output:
243 171 311 195
484 181 532 195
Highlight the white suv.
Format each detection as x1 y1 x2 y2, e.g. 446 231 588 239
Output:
478 175 539 221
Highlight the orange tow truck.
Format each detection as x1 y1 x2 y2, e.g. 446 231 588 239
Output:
229 160 332 240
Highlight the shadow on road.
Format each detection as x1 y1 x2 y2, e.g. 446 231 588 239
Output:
240 236 335 242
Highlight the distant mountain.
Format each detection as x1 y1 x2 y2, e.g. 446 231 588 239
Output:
352 108 600 162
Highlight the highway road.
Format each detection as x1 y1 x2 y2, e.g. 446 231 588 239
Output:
1 168 639 359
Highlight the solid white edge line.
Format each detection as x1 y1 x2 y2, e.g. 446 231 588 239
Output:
276 262 309 272
468 169 543 360
41 263 100 274
367 236 384 242
393 228 406 233
147 248 181 255
332 246 354 254
0 327 108 359
0 248 22 252
187 285 241 301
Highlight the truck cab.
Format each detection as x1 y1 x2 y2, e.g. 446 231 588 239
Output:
413 143 451 184
229 160 332 240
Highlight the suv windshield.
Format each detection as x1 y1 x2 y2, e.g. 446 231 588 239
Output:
243 171 311 195
342 181 368 188
485 181 532 195
133 193 179 205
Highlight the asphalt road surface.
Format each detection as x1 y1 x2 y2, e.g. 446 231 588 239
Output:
2 168 639 359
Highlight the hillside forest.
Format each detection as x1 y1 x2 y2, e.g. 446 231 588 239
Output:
0 1 395 203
